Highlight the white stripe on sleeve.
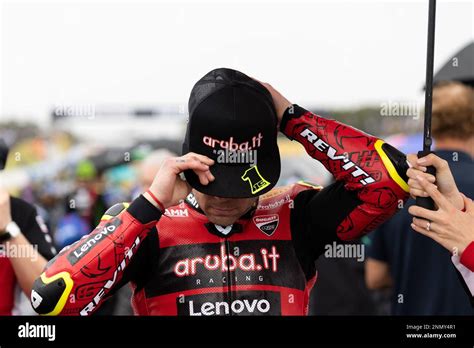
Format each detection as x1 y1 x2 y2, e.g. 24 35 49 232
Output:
452 254 474 296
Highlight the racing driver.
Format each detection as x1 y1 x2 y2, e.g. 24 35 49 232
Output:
31 68 410 316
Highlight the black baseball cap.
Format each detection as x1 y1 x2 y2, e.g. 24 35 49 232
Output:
183 68 281 198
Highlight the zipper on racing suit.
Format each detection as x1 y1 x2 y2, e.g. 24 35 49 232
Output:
224 238 233 316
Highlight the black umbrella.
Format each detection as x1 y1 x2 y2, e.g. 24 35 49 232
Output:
0 139 9 170
417 0 437 211
434 41 474 86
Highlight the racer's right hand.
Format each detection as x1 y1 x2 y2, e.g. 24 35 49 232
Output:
144 152 215 210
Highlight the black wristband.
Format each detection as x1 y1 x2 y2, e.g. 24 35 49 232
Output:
127 195 163 224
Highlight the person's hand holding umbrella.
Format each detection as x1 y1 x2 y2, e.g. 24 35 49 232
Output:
407 153 464 210
408 174 473 256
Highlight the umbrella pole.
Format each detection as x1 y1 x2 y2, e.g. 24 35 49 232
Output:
416 0 437 210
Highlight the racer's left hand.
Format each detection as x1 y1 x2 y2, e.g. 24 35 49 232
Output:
253 79 292 128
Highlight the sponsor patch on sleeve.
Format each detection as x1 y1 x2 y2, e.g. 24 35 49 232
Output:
66 218 122 265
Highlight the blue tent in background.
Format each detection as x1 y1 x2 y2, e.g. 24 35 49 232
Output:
55 213 89 249
385 133 433 155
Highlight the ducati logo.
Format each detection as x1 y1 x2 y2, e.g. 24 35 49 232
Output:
253 214 279 236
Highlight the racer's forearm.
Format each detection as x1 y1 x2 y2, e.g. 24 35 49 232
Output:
281 105 409 240
30 195 162 316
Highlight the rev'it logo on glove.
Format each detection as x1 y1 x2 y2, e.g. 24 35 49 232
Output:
299 128 376 186
253 214 279 236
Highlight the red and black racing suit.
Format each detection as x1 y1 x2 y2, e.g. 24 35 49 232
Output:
31 105 410 316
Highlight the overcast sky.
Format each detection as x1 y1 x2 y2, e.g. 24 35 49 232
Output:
1 0 472 125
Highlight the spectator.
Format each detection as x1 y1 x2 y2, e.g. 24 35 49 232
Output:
406 154 474 306
72 159 107 231
0 141 57 315
365 81 474 315
138 149 176 191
